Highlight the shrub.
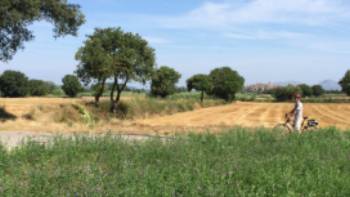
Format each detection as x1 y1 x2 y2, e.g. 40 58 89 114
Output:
312 85 325 97
0 70 29 97
151 66 181 98
208 67 244 101
62 74 83 97
28 79 51 96
272 85 302 101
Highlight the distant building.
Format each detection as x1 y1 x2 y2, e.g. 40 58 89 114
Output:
245 82 278 93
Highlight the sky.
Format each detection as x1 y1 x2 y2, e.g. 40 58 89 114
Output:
1 0 350 86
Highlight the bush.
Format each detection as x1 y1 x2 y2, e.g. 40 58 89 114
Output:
208 67 244 101
151 66 181 98
28 80 52 96
312 85 325 97
272 85 302 101
62 75 83 97
339 70 350 96
0 70 29 97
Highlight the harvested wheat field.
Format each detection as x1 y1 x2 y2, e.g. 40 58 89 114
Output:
136 102 350 130
0 98 350 134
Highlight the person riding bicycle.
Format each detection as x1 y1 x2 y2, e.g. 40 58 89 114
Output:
288 93 303 132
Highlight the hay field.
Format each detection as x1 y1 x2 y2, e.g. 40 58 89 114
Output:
0 98 349 133
136 102 350 130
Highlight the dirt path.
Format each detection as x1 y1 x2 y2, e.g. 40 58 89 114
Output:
0 131 168 149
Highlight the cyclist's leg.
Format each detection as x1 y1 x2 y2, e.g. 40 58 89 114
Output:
294 116 303 133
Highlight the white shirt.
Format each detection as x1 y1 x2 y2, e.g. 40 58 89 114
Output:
295 100 303 118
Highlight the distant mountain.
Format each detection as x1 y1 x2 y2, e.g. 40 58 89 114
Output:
319 80 341 91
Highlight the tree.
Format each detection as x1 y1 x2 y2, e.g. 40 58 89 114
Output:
208 67 244 101
0 0 85 61
312 85 325 97
61 74 83 97
339 70 350 96
187 74 212 103
298 84 313 97
151 66 181 98
0 70 29 97
75 30 112 106
76 28 155 112
28 79 51 96
272 85 302 101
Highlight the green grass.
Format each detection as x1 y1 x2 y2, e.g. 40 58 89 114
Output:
1 128 350 196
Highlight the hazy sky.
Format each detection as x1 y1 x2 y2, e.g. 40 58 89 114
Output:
1 0 350 86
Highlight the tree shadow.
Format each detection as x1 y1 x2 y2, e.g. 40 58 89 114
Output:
0 107 16 122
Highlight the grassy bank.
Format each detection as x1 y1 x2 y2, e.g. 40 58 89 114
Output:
1 128 350 195
89 93 225 119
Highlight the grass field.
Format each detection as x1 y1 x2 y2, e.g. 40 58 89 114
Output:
1 128 350 196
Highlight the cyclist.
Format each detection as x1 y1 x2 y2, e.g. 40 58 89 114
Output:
289 93 303 132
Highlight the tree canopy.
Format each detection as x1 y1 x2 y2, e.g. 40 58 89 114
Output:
339 70 350 96
75 27 155 111
28 79 52 96
272 85 302 101
0 0 85 61
62 74 83 97
151 66 181 98
298 84 313 97
311 85 325 97
187 74 212 103
0 70 29 97
208 67 244 101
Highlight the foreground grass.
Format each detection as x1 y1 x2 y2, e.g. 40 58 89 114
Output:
1 128 350 196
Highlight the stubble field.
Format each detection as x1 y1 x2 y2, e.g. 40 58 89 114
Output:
0 97 349 133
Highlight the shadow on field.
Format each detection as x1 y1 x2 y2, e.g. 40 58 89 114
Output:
0 107 16 122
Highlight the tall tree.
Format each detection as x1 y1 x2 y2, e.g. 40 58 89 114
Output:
0 0 85 61
76 28 155 112
187 74 212 103
76 30 112 106
151 66 181 98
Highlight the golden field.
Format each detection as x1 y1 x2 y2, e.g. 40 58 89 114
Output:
0 97 349 134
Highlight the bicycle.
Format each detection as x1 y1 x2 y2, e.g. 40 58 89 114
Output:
274 113 319 133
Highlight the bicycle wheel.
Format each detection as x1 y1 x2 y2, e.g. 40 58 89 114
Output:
274 123 292 133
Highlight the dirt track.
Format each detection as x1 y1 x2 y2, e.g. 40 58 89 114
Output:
136 102 350 130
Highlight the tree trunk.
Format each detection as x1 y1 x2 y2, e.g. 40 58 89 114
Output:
110 77 117 112
200 90 204 104
94 78 106 107
114 75 129 105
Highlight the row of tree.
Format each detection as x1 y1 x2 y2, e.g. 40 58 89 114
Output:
0 70 83 98
271 84 325 101
187 67 245 102
149 66 245 102
271 70 350 101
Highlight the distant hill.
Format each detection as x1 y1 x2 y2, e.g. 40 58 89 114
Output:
319 80 341 91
